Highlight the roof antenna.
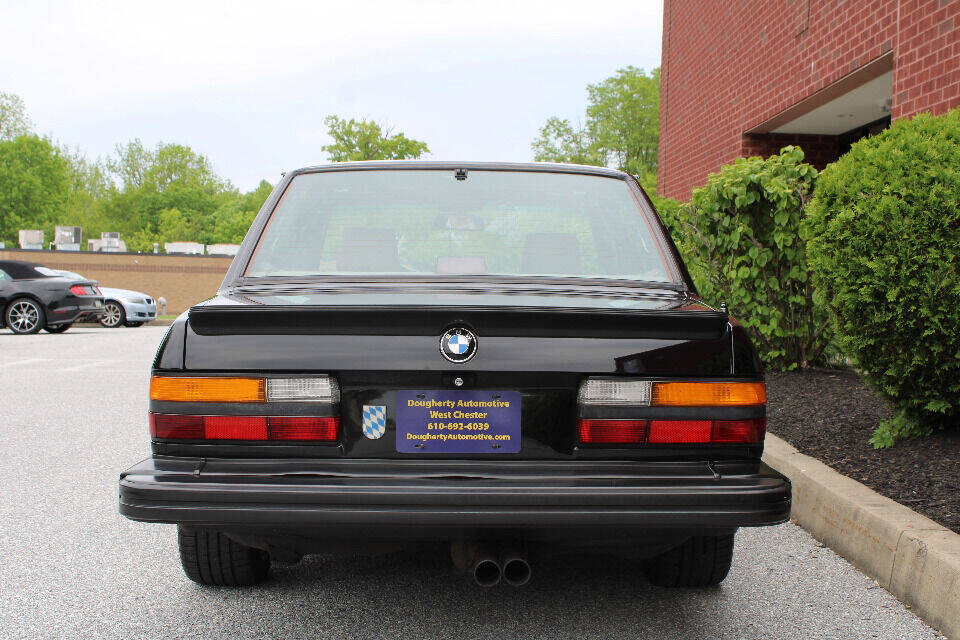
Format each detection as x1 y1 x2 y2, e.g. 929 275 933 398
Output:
454 169 468 181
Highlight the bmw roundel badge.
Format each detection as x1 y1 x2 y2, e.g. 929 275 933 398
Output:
440 327 478 363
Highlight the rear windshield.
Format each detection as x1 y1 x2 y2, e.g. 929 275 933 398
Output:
245 170 673 283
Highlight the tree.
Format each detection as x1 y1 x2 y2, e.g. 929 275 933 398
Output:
530 117 605 166
0 135 70 245
531 67 660 188
587 66 660 184
210 179 273 244
0 92 33 141
322 116 429 162
103 140 234 250
109 139 152 190
60 146 115 243
157 207 190 242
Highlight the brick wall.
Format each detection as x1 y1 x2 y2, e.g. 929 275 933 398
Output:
894 0 960 118
0 249 232 315
742 133 840 170
660 0 960 200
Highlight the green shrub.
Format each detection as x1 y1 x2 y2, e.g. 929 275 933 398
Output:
805 110 960 447
660 146 830 370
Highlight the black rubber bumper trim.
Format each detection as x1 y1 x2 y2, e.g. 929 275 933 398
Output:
118 458 791 529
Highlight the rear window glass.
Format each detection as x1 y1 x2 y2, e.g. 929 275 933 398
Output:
245 170 672 283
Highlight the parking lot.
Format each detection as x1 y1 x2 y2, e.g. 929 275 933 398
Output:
0 326 942 639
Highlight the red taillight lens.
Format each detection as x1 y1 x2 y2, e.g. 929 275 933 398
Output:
149 414 339 442
204 416 268 440
711 418 766 443
70 284 99 296
577 419 648 444
577 418 765 445
268 416 339 441
648 419 713 443
150 413 204 439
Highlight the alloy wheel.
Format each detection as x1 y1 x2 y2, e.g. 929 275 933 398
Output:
101 302 122 328
8 300 41 334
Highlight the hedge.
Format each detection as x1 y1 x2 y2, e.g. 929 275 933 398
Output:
804 109 960 447
659 146 831 370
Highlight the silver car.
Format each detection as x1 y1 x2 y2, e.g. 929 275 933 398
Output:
51 270 158 328
98 287 158 328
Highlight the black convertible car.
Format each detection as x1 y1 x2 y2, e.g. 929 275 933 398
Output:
0 260 104 334
119 162 790 588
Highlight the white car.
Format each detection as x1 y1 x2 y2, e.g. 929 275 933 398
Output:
98 287 158 328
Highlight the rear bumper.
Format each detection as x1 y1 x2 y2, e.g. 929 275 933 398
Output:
119 457 791 536
49 299 104 324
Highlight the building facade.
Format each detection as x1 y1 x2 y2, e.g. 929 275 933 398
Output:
0 249 231 315
658 0 960 200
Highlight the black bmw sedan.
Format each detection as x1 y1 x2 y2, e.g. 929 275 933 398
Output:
119 162 790 589
0 260 104 334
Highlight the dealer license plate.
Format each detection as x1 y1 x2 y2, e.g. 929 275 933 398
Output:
396 390 521 454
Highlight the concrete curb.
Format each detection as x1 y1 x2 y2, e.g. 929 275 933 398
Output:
763 433 960 639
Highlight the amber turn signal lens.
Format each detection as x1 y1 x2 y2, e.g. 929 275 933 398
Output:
150 376 266 403
650 381 766 407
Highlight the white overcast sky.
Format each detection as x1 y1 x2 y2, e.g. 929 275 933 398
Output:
1 1 663 191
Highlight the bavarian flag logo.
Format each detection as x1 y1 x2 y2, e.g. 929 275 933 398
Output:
362 405 387 439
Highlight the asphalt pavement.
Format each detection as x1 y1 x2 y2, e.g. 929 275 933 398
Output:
0 326 944 639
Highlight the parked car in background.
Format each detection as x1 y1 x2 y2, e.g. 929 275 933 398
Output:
98 287 158 328
0 260 104 334
48 270 158 328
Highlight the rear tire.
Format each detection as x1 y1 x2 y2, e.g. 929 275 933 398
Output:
177 526 270 586
44 323 72 333
5 298 44 334
643 533 735 587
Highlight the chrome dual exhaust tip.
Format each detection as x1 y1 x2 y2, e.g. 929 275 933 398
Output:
451 541 532 587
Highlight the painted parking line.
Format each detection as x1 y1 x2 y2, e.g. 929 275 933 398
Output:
59 361 112 372
0 358 49 368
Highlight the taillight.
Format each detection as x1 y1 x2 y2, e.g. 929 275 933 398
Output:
150 413 339 442
577 419 648 444
267 416 339 441
646 419 713 444
576 377 766 446
70 284 100 296
578 379 766 407
651 382 766 407
577 418 766 445
148 375 341 442
150 376 267 403
150 414 203 439
150 375 340 404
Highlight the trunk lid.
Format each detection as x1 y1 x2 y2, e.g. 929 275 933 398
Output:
159 285 749 460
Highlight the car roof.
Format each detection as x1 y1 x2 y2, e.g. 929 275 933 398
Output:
0 260 46 279
0 260 41 268
288 160 631 179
